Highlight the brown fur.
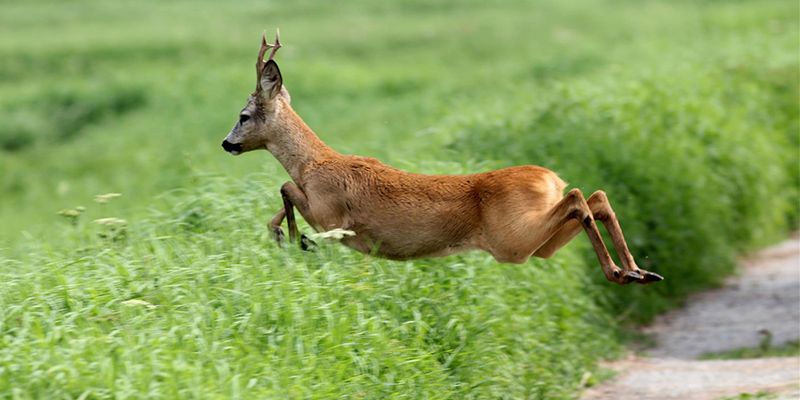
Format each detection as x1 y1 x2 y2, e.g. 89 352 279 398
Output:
221 36 663 285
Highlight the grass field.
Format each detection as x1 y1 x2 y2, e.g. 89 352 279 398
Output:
1 0 798 398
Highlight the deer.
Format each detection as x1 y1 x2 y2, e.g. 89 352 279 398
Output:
221 31 663 285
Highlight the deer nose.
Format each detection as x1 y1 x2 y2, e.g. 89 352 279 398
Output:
221 140 242 153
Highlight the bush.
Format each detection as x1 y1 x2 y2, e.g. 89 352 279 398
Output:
449 61 799 321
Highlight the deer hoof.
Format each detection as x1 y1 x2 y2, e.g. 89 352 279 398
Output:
300 234 317 252
635 270 664 284
624 270 642 280
272 227 285 245
611 270 642 285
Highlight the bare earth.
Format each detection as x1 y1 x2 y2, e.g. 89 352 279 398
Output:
582 235 800 400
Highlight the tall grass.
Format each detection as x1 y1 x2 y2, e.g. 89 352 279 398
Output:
1 176 618 398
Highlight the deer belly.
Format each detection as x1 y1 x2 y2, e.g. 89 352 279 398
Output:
341 219 476 260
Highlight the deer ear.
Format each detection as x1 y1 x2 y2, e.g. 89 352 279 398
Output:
260 60 283 100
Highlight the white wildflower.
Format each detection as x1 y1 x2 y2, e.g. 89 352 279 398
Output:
93 217 127 226
121 299 157 310
94 193 122 204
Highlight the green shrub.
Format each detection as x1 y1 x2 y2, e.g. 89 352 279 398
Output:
449 62 799 321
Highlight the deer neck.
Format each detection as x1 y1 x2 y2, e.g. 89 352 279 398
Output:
265 101 336 185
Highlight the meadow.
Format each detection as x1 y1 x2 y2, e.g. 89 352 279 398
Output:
0 0 797 398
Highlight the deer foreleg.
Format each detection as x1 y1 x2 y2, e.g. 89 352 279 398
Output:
276 182 317 251
269 207 287 244
268 183 308 246
279 181 308 243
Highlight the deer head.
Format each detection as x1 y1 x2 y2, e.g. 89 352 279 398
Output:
222 30 292 155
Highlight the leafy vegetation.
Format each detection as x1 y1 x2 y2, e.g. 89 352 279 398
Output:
719 392 780 400
2 177 620 398
0 0 797 398
701 340 800 360
449 55 799 320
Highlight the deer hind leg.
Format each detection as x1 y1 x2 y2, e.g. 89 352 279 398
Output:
489 188 623 283
534 190 663 284
533 191 613 259
585 191 662 283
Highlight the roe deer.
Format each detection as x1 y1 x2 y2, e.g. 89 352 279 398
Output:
221 31 663 285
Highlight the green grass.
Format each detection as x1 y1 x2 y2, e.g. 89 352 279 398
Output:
701 340 800 360
2 177 619 398
719 392 780 400
0 0 798 398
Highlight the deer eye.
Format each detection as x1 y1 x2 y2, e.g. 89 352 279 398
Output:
239 114 251 125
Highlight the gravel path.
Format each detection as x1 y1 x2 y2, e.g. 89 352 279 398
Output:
582 235 800 400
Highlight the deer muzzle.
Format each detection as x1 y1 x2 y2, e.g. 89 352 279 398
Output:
221 140 243 155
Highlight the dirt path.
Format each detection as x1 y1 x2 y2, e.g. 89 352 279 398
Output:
582 235 800 400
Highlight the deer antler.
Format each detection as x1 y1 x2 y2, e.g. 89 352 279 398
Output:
256 29 282 89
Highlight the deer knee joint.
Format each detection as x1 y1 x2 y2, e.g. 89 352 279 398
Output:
587 191 614 220
280 182 308 211
566 188 584 200
280 183 291 198
566 207 592 225
589 190 607 200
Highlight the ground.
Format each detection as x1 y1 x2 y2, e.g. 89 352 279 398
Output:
582 235 800 400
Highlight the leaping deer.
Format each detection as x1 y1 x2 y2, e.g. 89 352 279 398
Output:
221 31 663 285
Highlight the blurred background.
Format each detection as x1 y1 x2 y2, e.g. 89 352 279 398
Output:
0 0 797 398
